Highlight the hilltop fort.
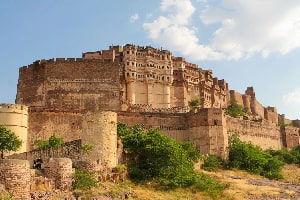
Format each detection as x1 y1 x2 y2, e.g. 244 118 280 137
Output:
1 44 299 161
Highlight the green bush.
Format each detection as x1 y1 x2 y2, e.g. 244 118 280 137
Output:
228 134 283 179
192 173 230 198
202 155 223 172
268 145 300 165
225 100 247 118
118 123 229 198
122 128 198 187
0 193 14 200
72 169 99 190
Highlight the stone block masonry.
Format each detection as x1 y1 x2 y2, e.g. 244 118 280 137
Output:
82 111 118 169
0 159 31 200
44 158 73 191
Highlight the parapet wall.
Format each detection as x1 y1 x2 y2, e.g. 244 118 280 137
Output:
0 104 28 154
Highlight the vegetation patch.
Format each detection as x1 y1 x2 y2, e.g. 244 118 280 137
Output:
227 134 284 179
117 122 229 198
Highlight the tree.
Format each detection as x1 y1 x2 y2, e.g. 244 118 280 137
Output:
0 125 22 159
48 134 64 150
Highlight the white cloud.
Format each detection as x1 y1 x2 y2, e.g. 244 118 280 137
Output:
283 88 300 105
130 13 139 23
143 0 300 60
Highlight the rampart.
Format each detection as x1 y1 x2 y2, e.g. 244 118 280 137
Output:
27 109 83 151
17 58 121 112
226 117 282 150
0 159 31 200
0 104 28 154
82 111 118 168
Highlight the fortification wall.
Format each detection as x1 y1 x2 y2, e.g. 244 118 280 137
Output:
17 58 121 111
118 111 187 130
229 90 244 106
226 117 282 150
187 109 228 158
8 140 81 167
250 98 265 118
16 61 46 107
0 159 31 200
282 126 300 149
264 107 278 125
44 158 72 191
0 104 28 154
82 111 118 168
27 110 82 151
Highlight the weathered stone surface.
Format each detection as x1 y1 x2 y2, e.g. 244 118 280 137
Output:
0 159 31 200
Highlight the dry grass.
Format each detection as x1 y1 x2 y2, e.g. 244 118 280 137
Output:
72 165 300 200
282 164 300 185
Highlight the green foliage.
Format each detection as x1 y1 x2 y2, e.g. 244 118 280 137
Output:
81 144 95 154
0 125 22 159
225 100 246 118
118 123 228 198
72 169 99 190
192 173 230 198
48 134 64 150
122 128 198 187
117 122 131 137
268 146 300 165
189 99 200 107
228 134 283 179
114 164 127 173
278 122 292 127
34 140 49 150
120 124 200 187
202 154 223 172
34 134 64 151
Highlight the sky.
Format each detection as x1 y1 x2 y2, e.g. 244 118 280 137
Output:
0 0 300 119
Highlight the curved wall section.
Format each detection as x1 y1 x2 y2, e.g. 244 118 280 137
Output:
0 104 28 154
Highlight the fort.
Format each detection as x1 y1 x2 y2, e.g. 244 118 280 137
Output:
0 43 300 198
1 44 299 156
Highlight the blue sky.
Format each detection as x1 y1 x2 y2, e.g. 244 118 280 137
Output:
1 0 300 119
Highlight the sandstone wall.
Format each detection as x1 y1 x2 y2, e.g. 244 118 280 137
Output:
82 111 118 168
0 159 31 200
264 107 278 125
44 158 72 191
17 58 121 112
282 126 300 149
187 108 228 158
0 104 28 154
229 90 244 106
226 117 282 150
28 110 82 151
8 140 81 168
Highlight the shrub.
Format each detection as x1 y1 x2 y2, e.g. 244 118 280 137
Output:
192 173 230 198
122 128 199 187
72 169 99 190
202 154 223 172
118 123 228 198
228 134 283 179
225 100 246 118
189 99 200 107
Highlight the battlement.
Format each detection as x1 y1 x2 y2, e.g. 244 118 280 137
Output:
19 57 116 72
0 104 28 113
